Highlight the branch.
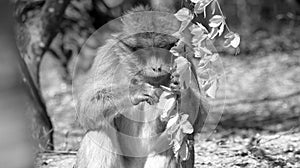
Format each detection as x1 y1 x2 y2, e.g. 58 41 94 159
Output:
39 0 72 56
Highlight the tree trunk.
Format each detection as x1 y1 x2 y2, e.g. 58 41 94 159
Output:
15 0 71 87
13 0 71 150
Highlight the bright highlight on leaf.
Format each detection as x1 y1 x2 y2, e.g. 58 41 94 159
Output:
174 57 192 90
191 23 208 35
209 27 219 39
209 15 224 27
193 0 214 17
205 79 218 98
224 32 241 48
158 91 177 121
208 15 225 39
218 22 225 36
166 113 179 130
211 0 217 14
191 0 202 3
167 113 194 160
174 8 195 35
174 8 193 22
180 114 194 134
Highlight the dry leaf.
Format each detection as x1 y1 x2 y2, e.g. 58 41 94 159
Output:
206 79 218 98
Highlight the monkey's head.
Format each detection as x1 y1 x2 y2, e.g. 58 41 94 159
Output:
114 6 182 86
117 35 177 86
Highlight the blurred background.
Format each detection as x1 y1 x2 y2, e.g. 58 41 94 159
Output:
0 0 299 168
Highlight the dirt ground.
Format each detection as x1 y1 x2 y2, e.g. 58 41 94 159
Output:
35 49 300 168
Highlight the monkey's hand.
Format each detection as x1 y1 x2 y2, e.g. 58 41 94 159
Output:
130 78 163 105
170 72 181 92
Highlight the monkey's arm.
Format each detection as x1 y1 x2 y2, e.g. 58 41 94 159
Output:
76 79 127 129
76 41 132 129
77 77 164 130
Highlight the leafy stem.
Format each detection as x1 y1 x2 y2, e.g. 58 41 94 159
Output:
215 0 231 33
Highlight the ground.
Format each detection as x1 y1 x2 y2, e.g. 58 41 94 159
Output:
35 49 300 168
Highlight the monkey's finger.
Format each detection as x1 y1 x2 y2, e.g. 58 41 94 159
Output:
170 82 181 92
131 95 149 105
171 73 180 78
146 98 155 105
154 88 163 98
171 77 180 84
151 94 160 104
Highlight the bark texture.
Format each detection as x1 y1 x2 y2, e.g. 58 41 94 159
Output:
14 0 71 150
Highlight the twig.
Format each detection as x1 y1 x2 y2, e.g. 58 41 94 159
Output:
215 0 231 33
260 128 298 145
43 150 77 155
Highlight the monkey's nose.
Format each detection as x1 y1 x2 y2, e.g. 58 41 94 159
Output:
152 67 162 72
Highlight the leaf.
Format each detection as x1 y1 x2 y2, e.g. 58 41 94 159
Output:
190 22 208 35
172 138 182 154
194 50 202 58
174 57 192 89
210 53 219 62
198 70 210 81
206 79 218 98
160 85 173 92
211 0 216 15
158 92 177 121
178 20 192 33
190 23 209 48
174 8 193 22
191 0 201 3
209 15 224 28
194 2 205 14
218 22 225 36
192 34 208 47
177 114 194 134
199 46 213 55
202 80 212 91
194 0 213 16
178 141 190 161
174 128 184 146
168 114 194 158
224 32 235 38
224 32 241 48
166 113 179 130
181 121 194 134
209 27 219 39
203 6 207 18
179 31 193 47
198 58 210 69
224 38 231 48
170 48 180 57
180 114 189 121
230 33 241 48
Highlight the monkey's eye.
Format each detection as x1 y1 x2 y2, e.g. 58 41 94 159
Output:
165 42 178 50
118 39 143 52
130 46 143 52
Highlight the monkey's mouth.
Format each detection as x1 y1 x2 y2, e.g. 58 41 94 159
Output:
144 73 171 87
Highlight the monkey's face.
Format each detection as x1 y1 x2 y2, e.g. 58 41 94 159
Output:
127 47 174 86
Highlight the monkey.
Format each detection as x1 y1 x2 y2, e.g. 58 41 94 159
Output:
75 6 208 168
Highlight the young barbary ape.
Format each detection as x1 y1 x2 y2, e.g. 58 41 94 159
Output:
75 6 208 168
